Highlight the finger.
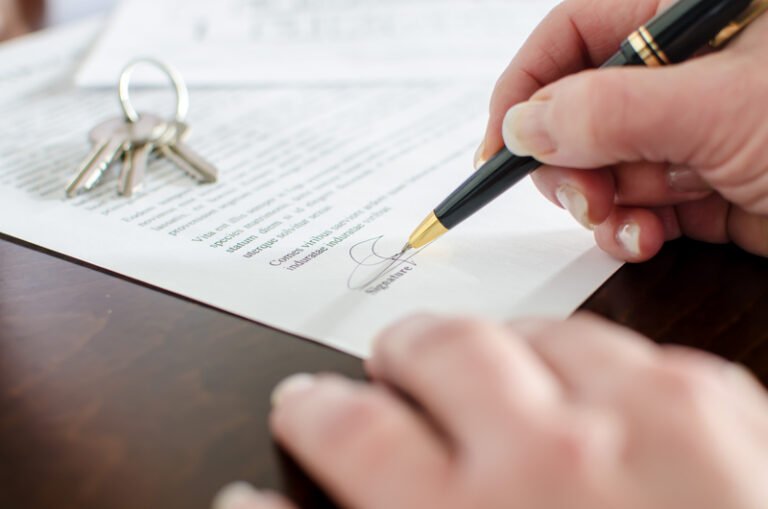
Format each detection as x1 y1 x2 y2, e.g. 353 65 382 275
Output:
508 314 659 402
512 318 768 447
270 374 451 509
593 206 670 262
727 205 768 257
530 165 615 228
367 315 561 451
501 54 749 170
659 347 768 417
721 363 768 432
613 162 713 206
631 346 768 441
213 483 298 509
674 193 731 245
481 0 665 158
533 162 714 231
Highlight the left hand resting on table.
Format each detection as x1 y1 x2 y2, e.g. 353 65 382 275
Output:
212 314 768 509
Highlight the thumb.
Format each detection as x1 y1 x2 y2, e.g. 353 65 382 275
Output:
500 55 744 169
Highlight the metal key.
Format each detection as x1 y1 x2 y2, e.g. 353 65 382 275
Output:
67 115 167 198
158 120 219 184
66 118 130 198
82 114 168 197
116 114 168 197
117 115 192 198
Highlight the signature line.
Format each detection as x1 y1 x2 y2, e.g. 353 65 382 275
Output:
347 236 427 290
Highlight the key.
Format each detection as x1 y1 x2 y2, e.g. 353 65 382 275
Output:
116 114 168 197
119 146 145 197
82 114 167 197
120 116 190 196
158 120 219 183
66 118 129 198
68 115 165 198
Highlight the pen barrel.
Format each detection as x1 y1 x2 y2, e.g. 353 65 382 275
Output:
604 44 646 67
434 149 542 229
640 0 753 63
428 0 756 238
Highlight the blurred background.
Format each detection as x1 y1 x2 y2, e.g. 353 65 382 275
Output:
0 0 115 40
45 0 114 25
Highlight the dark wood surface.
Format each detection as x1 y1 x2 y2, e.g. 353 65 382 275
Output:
1 233 767 509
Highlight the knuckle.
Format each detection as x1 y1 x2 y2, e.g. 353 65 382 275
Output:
644 356 719 411
486 416 611 502
541 424 595 475
628 354 730 452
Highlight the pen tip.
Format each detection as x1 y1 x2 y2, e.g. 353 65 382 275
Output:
399 243 412 257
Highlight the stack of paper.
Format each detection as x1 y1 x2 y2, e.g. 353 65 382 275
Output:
0 3 622 358
77 0 559 86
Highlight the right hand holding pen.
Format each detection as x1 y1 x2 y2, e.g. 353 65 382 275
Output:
479 0 768 261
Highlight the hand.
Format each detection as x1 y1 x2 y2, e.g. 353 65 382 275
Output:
213 314 768 509
0 0 25 41
0 0 42 41
476 0 768 261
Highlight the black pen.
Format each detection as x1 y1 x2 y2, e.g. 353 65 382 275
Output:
403 0 767 253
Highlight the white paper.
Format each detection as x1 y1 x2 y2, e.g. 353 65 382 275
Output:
45 0 115 25
76 0 560 87
0 19 102 105
1 22 622 358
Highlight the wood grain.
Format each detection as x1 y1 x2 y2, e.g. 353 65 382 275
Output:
0 235 359 509
1 234 766 509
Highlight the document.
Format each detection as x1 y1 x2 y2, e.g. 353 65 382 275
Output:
77 0 560 87
1 22 622 358
0 18 101 105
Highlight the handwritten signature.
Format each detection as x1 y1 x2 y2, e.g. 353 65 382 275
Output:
347 236 422 290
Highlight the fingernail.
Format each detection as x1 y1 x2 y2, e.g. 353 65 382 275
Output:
502 100 554 157
213 482 267 509
376 314 441 351
667 166 711 193
391 314 442 338
375 314 443 360
271 373 316 408
473 140 488 170
616 222 641 257
556 185 594 230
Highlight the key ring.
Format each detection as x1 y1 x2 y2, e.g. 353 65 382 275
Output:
118 58 190 123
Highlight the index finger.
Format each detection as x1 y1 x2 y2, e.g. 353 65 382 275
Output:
481 0 666 159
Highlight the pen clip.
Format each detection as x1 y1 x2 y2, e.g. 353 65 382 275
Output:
711 0 768 48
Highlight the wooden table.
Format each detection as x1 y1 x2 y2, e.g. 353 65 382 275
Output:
1 234 767 509
3 9 768 508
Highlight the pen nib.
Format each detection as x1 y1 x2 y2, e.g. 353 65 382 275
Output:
398 243 412 258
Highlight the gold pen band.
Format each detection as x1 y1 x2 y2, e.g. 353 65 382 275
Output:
639 26 671 64
712 0 768 47
627 26 670 67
